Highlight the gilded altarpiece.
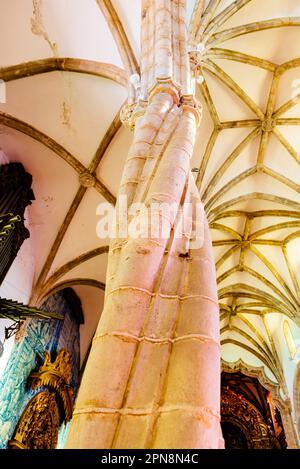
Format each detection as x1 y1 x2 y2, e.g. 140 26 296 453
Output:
0 288 83 448
8 350 73 449
221 372 287 449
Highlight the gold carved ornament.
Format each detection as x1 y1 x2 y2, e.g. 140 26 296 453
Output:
8 349 74 450
8 392 59 450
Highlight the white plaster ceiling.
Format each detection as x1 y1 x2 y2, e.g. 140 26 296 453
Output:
0 0 300 393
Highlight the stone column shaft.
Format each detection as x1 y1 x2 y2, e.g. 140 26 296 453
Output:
66 0 220 449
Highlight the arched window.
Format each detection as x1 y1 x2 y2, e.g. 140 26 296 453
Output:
283 320 297 359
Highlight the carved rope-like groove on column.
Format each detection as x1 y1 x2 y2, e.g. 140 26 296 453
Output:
93 332 220 346
73 404 220 420
106 285 218 304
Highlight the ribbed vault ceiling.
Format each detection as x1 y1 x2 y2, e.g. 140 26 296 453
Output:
0 0 300 392
190 0 300 394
